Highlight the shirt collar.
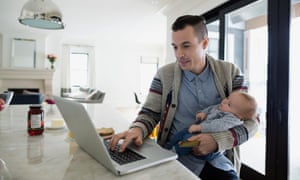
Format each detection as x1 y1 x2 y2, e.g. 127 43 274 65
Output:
183 63 210 82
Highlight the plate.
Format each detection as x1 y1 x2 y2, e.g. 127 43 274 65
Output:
45 121 65 130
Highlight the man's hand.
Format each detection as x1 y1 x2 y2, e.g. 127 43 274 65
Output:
109 127 143 152
187 133 218 156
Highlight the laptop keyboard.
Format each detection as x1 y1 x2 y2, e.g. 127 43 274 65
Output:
104 140 146 165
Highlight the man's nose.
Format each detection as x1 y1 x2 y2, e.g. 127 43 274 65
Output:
175 48 184 58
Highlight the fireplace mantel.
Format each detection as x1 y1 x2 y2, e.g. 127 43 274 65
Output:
0 68 54 96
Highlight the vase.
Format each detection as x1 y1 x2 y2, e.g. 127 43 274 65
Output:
47 104 55 114
51 62 54 69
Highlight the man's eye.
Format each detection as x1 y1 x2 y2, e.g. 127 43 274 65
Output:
228 102 231 107
183 45 190 48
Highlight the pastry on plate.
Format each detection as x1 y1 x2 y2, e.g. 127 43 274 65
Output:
97 127 114 136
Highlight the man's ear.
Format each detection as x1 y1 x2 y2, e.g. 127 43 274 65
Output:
202 37 209 49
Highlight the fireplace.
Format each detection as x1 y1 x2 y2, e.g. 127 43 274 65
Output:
0 68 54 96
8 88 43 104
8 88 39 94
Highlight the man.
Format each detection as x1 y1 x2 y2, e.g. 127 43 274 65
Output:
110 15 258 179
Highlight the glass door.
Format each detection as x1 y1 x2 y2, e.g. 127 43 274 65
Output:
207 20 220 59
204 0 294 179
223 0 267 175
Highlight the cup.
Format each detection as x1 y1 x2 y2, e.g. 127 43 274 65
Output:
0 91 14 110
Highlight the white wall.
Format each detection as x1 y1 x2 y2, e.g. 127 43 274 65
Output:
93 40 165 107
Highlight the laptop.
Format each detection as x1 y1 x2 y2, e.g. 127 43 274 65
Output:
53 96 177 176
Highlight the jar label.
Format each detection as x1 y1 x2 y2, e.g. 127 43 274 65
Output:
31 114 42 128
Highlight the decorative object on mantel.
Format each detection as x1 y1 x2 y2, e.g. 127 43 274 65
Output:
45 98 55 105
47 54 57 69
45 98 56 114
18 0 65 30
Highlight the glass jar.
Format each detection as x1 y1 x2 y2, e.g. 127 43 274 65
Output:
27 105 44 136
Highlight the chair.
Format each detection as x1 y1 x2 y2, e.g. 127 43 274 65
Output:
134 92 141 104
66 87 105 103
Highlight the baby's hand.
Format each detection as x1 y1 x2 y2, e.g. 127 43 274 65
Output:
196 112 206 121
188 124 202 133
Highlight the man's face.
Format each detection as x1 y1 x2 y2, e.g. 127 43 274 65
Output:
171 25 208 74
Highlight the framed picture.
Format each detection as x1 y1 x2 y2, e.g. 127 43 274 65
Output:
11 38 36 68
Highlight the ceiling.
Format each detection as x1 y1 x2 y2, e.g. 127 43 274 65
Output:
0 0 229 45
0 0 175 43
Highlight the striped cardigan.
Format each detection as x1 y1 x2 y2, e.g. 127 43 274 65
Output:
130 55 259 175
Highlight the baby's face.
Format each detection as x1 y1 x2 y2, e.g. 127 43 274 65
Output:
219 92 247 118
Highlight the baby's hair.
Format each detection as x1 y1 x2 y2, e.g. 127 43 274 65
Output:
238 91 257 120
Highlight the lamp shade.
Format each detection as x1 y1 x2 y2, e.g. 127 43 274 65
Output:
18 0 65 30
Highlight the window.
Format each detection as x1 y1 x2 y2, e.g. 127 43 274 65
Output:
70 52 89 88
207 20 220 59
223 0 267 174
61 45 95 95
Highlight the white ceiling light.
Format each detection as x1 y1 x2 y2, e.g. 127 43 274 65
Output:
18 0 65 30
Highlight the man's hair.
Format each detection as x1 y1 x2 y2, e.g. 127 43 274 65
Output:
172 15 208 41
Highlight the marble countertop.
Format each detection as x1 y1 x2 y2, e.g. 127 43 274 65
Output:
0 104 198 180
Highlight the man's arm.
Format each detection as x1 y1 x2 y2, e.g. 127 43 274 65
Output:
188 114 259 156
210 113 259 151
130 74 164 139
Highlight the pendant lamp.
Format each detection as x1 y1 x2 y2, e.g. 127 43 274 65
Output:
18 0 65 30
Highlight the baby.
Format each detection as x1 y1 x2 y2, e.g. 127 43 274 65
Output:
166 90 257 176
167 90 257 156
189 90 257 134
